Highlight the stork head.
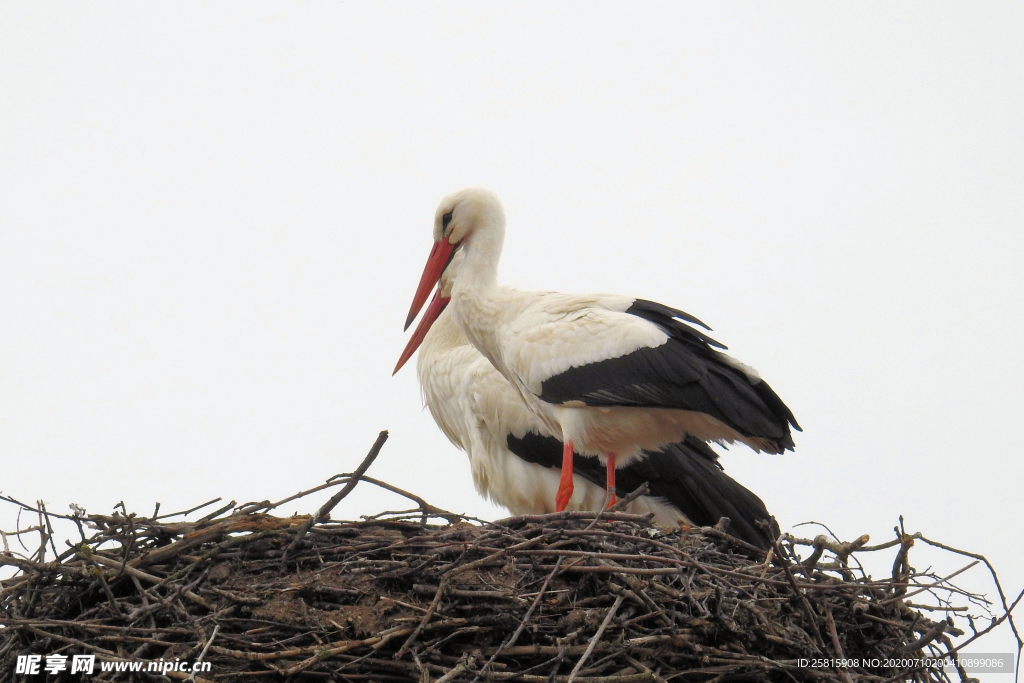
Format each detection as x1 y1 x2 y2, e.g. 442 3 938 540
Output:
404 188 504 331
432 187 504 244
393 249 464 375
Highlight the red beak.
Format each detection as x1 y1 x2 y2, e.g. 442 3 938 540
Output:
394 289 449 375
405 238 455 331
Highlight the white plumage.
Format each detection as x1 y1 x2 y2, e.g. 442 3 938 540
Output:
403 188 799 513
415 290 680 522
454 282 763 461
412 251 671 517
401 253 778 547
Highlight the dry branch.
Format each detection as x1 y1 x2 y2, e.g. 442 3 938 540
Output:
1 434 1018 683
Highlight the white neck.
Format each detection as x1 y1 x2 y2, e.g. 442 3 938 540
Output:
448 212 513 383
453 214 504 294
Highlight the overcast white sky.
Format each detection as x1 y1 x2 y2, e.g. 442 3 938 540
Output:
2 2 1021 664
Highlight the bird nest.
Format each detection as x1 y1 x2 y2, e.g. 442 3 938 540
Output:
1 434 1019 683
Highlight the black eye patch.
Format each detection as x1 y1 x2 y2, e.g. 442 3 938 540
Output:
442 211 454 230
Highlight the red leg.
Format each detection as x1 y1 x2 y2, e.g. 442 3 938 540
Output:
605 453 617 508
555 440 574 512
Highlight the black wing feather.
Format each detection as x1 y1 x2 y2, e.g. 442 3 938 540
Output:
506 432 777 550
538 298 799 450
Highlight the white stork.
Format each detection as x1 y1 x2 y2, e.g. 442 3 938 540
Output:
395 251 778 549
402 188 800 514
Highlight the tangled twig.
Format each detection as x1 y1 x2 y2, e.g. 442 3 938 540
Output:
1 432 1019 683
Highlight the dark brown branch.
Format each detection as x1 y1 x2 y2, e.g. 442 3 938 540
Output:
283 430 388 559
0 462 1007 683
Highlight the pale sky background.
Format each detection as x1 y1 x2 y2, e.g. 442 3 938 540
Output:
2 2 1021 666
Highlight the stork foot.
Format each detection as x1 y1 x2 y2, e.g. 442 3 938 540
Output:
555 440 574 512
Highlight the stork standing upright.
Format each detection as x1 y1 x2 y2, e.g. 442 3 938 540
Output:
395 251 778 548
403 188 800 513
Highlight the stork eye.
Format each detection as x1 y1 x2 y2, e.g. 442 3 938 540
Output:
442 211 454 230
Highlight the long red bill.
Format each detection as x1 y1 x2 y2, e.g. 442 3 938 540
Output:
394 288 450 375
405 238 455 331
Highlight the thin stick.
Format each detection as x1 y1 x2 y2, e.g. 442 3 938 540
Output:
84 556 124 618
774 539 827 654
605 483 650 513
566 594 625 683
283 430 388 559
395 578 447 659
188 624 219 682
878 561 979 605
315 430 390 522
154 498 223 520
824 607 853 683
472 557 566 683
916 533 1023 651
